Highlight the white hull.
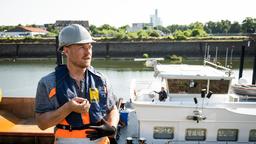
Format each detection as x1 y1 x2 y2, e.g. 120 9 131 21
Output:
133 101 256 143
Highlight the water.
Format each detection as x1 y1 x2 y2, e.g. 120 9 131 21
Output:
0 59 254 101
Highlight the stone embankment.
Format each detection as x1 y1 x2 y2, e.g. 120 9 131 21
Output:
0 38 254 59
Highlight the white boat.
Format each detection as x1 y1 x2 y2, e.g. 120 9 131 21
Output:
130 61 256 143
232 84 256 97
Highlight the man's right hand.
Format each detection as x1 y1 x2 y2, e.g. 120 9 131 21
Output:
68 97 90 113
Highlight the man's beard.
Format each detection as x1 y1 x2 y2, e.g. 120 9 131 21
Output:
72 59 91 69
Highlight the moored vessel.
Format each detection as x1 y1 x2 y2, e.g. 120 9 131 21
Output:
130 60 256 143
232 84 256 97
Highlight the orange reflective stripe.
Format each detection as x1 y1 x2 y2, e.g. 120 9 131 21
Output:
97 137 110 144
55 129 88 138
49 87 56 98
59 119 69 125
55 129 100 139
55 112 93 138
81 112 90 124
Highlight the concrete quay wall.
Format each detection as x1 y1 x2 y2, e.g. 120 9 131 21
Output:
0 40 253 58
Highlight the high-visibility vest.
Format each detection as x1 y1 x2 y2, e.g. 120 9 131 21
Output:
51 65 110 143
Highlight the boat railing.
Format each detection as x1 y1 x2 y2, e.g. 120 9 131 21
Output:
204 60 233 76
204 60 231 71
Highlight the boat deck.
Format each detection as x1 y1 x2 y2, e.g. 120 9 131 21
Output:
0 111 53 136
0 97 54 144
117 109 139 144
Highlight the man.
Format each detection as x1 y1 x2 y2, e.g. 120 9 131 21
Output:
154 87 167 101
35 24 119 144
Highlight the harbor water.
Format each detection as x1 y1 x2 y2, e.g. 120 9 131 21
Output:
0 59 254 101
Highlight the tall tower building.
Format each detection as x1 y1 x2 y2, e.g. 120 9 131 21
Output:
150 9 162 27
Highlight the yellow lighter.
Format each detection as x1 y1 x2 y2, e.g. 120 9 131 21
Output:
89 88 99 102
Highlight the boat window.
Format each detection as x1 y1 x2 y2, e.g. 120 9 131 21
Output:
249 129 256 142
167 79 207 94
217 129 238 141
209 80 230 94
153 127 174 139
185 128 206 141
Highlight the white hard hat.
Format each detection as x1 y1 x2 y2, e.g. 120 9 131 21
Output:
58 24 95 51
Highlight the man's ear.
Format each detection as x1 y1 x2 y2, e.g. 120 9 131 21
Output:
63 46 69 56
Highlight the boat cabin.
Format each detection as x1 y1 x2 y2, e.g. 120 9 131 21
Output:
155 64 233 95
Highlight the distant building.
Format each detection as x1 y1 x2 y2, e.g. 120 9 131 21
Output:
55 20 89 30
127 23 152 32
150 9 162 27
127 9 162 32
4 26 48 37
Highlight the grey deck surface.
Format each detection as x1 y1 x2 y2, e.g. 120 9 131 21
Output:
117 109 139 144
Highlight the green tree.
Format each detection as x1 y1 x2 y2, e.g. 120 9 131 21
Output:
142 26 151 30
155 25 170 34
127 32 138 39
229 22 241 33
173 30 187 40
167 24 188 33
147 29 160 37
113 31 128 40
167 24 179 33
242 17 256 33
220 20 231 34
189 22 207 37
189 22 204 29
137 30 149 39
98 24 116 31
215 21 223 33
46 24 59 34
118 25 129 31
191 29 207 37
183 29 192 37
0 26 15 31
89 25 98 35
204 21 216 34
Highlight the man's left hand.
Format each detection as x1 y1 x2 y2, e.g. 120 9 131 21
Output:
86 120 116 141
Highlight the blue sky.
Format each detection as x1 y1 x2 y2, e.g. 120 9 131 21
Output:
1 0 255 27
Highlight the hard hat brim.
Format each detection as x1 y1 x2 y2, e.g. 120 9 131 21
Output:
58 39 96 51
71 39 96 45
